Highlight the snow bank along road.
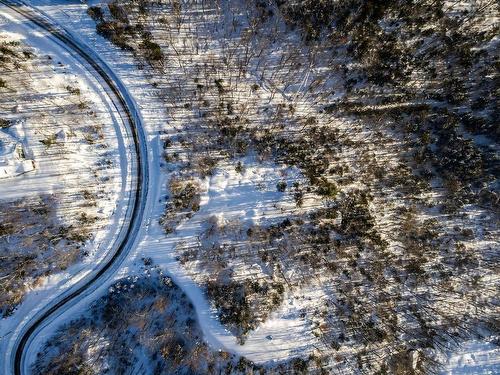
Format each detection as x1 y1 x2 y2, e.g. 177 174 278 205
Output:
0 1 149 374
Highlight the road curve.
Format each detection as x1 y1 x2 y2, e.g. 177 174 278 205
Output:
0 1 149 374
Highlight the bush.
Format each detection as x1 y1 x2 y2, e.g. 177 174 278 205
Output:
0 118 11 128
87 6 104 21
108 2 128 23
276 180 287 192
40 134 57 148
142 39 163 62
316 178 338 198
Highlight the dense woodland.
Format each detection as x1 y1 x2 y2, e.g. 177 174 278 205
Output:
29 0 499 374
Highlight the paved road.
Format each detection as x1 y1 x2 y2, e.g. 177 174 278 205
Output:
0 1 149 374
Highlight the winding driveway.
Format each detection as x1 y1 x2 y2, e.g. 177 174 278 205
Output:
0 1 149 374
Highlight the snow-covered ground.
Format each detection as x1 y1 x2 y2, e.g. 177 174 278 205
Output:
0 119 35 178
0 3 135 372
130 157 320 362
440 339 500 375
2 1 498 374
3 1 318 370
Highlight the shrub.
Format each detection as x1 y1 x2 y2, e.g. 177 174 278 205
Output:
0 118 11 128
142 39 163 62
66 85 80 95
108 2 128 23
40 134 57 148
276 180 287 192
316 178 338 198
87 6 104 22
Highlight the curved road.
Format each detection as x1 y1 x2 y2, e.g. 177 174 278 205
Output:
0 1 149 374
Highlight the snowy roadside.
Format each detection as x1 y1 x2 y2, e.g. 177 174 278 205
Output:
0 3 134 372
